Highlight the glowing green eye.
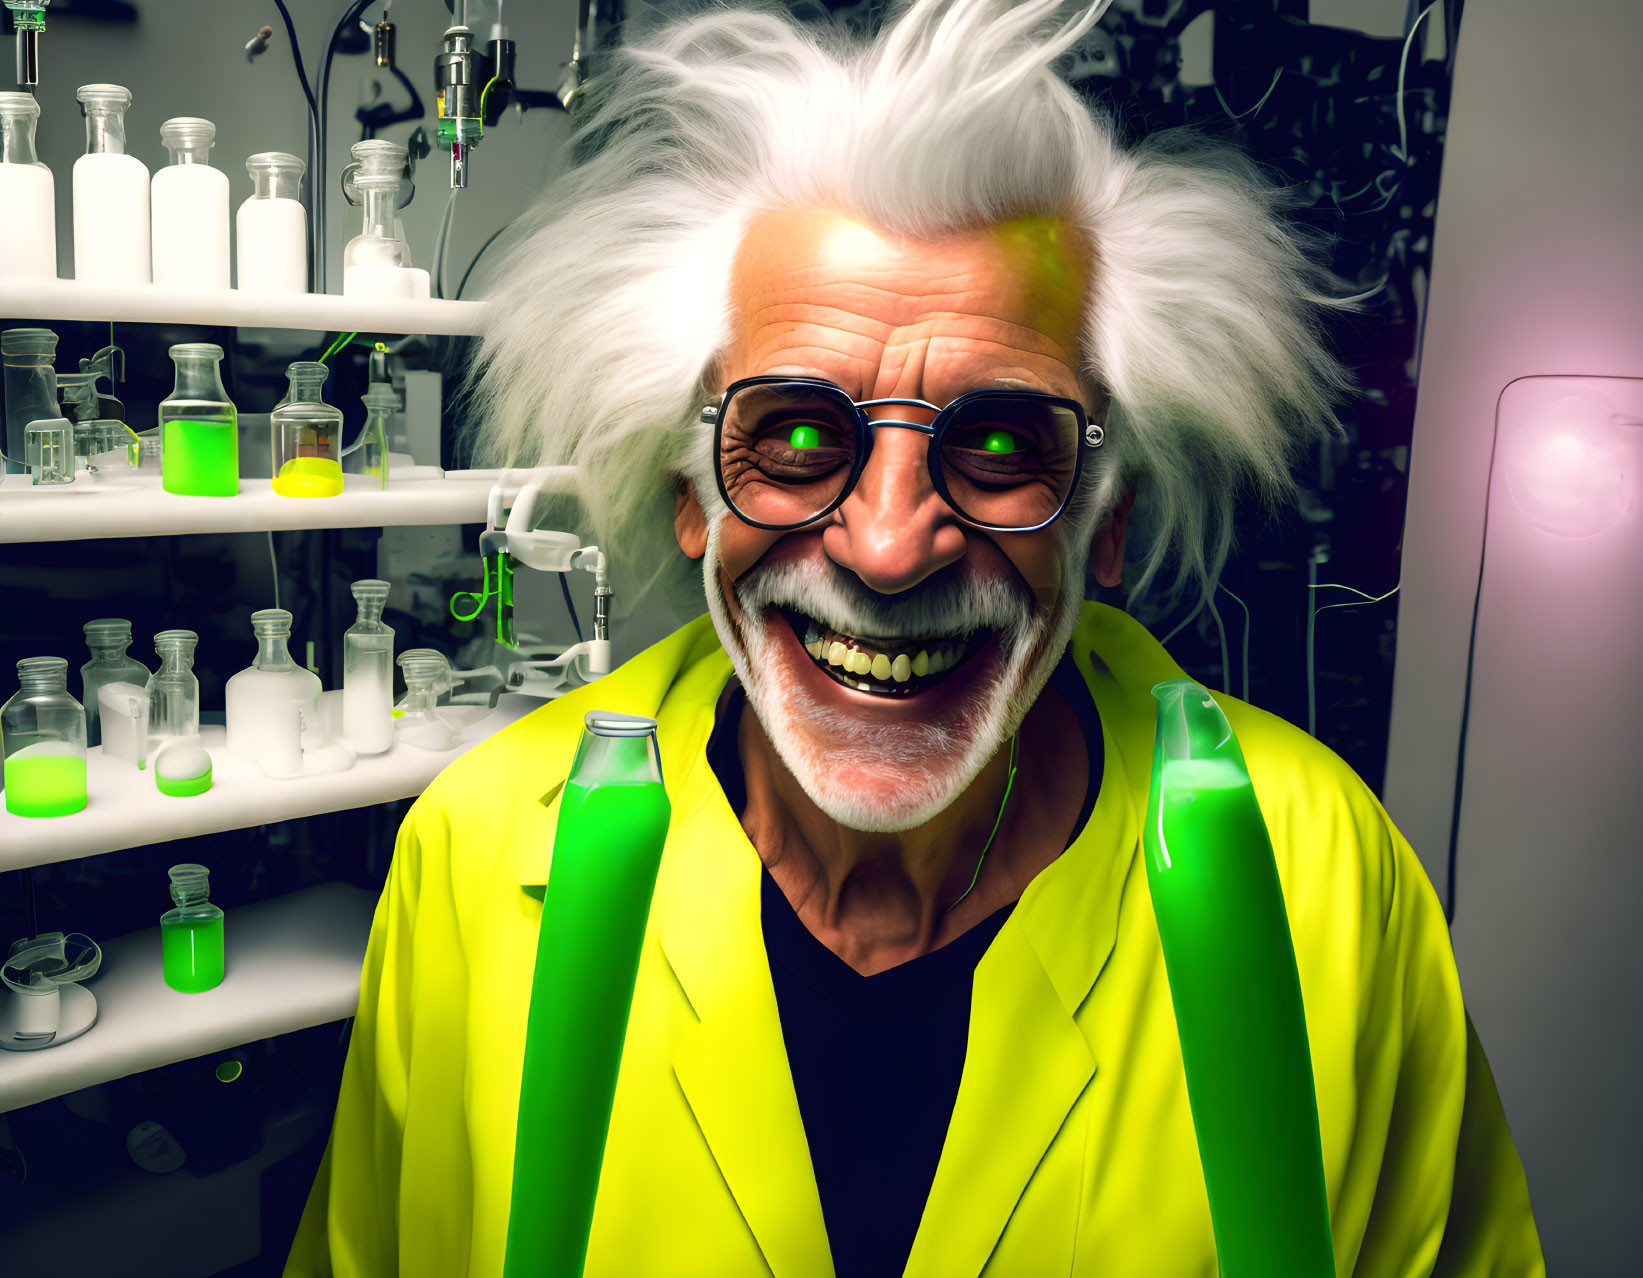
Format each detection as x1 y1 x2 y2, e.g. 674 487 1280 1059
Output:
982 429 1017 454
788 424 821 449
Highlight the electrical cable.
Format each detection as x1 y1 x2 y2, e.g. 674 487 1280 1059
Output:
1157 594 1207 648
270 0 317 112
559 574 583 644
1305 576 1402 740
317 0 377 293
1214 67 1283 124
433 186 460 299
455 223 507 299
267 531 281 612
1208 595 1231 696
1219 584 1252 704
271 0 320 289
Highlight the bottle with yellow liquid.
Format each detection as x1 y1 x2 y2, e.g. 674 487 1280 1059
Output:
2 657 88 818
270 361 344 498
159 342 238 496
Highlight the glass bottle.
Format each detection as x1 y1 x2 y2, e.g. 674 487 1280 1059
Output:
237 151 307 294
150 117 230 291
144 629 200 762
270 361 343 498
224 608 322 777
342 139 416 298
73 84 151 285
0 91 56 283
344 381 395 489
1 657 88 818
160 863 224 994
342 579 395 755
23 416 72 485
394 648 458 750
159 342 238 496
2 326 57 476
81 618 149 748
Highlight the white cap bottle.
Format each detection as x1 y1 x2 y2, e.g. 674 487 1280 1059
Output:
236 151 307 294
0 92 56 282
150 117 229 291
73 84 151 284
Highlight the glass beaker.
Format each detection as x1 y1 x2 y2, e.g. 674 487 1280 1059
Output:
2 326 57 476
151 116 230 291
394 648 459 750
1 657 88 818
23 416 72 485
81 618 149 748
145 629 200 760
342 579 395 755
160 863 224 993
345 381 395 489
159 343 238 496
271 361 343 498
342 139 415 298
237 151 307 294
224 608 322 777
73 83 150 285
0 91 56 283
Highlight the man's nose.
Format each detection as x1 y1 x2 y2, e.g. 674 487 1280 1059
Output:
822 423 968 593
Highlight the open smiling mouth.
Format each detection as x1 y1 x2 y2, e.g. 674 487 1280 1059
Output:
773 607 995 698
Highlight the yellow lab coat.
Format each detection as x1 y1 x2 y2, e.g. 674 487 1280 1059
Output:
286 603 1544 1277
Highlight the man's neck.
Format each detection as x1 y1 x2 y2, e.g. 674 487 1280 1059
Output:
733 676 1092 976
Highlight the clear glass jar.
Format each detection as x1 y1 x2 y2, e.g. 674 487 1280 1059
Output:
159 342 238 496
151 116 229 290
345 381 395 489
2 657 88 818
0 91 56 283
160 863 224 993
81 618 149 748
73 83 150 285
343 579 395 755
271 361 343 498
2 326 57 476
342 139 415 298
144 629 200 759
237 151 307 294
224 608 322 777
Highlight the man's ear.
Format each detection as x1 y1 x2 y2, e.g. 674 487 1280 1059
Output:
1090 488 1135 589
675 481 708 560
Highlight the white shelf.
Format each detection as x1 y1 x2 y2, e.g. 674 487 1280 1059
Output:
0 466 577 542
0 882 374 1113
0 695 538 873
0 279 487 336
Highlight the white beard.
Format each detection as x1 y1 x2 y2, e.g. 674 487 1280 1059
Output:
701 518 1093 832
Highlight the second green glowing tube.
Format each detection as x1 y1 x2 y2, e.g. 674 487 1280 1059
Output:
1143 680 1334 1278
504 712 672 1278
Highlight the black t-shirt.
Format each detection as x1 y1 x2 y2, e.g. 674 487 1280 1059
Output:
705 652 1103 1278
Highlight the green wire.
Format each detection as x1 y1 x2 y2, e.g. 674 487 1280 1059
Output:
944 732 1019 915
318 330 358 364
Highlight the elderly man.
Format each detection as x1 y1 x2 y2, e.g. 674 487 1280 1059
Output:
287 2 1543 1275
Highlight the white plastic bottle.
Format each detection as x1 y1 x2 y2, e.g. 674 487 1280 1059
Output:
236 151 307 294
0 92 56 281
150 117 229 291
72 84 151 285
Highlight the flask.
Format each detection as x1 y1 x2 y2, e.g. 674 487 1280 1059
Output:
1 326 56 474
237 151 306 294
81 618 149 748
1 658 88 818
224 608 322 777
159 342 238 496
151 117 230 291
342 139 423 298
0 92 55 282
344 381 395 489
72 84 150 285
144 630 200 762
342 579 395 755
270 361 343 498
159 863 224 993
1141 681 1333 1278
504 713 672 1278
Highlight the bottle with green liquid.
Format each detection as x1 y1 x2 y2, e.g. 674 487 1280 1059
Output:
1 658 89 818
159 342 238 496
160 863 224 993
1143 680 1334 1278
504 712 672 1278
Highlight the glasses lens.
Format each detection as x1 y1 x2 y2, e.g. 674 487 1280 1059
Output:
718 382 860 527
937 396 1082 529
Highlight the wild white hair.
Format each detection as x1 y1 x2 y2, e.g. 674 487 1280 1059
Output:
465 0 1355 616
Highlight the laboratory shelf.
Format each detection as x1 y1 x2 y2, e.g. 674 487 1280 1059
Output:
0 466 577 543
0 694 539 874
0 279 487 336
0 881 374 1114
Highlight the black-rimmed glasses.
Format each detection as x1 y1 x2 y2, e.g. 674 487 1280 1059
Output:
701 376 1103 533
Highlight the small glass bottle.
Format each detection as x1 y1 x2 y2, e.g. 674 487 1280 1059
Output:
81 618 149 748
160 863 224 994
270 361 343 498
343 579 395 755
237 151 307 294
144 629 200 762
0 91 56 282
2 326 57 477
159 342 238 496
225 608 322 776
73 84 151 285
345 381 395 489
342 139 418 299
1 658 88 818
151 117 230 291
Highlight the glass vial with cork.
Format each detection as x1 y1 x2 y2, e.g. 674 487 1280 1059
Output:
73 84 150 284
81 618 149 748
237 151 306 294
160 863 224 993
342 579 395 755
1 658 88 818
159 342 238 496
151 117 229 290
270 361 343 497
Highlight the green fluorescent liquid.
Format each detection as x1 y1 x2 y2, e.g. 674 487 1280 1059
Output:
4 754 88 817
505 772 672 1278
162 418 239 496
161 914 225 993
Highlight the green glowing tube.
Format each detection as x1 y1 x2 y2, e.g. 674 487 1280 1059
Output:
1143 680 1334 1278
504 713 672 1278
